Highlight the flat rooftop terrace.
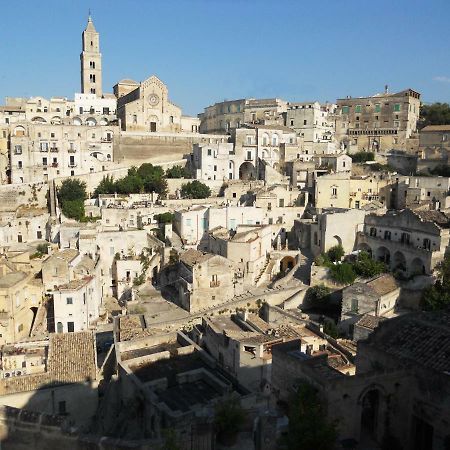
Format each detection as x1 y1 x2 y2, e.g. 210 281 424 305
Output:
121 340 182 362
131 351 207 385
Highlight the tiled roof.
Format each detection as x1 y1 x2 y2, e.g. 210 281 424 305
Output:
180 249 214 267
48 249 79 263
366 274 399 296
372 310 450 374
414 209 450 228
0 271 28 288
355 314 384 330
421 125 450 132
0 332 96 395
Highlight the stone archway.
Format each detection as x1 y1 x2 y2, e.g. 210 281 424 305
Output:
360 389 381 439
393 251 407 272
239 162 256 180
411 257 426 276
375 246 390 265
280 255 296 273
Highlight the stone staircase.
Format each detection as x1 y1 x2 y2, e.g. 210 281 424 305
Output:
255 258 276 286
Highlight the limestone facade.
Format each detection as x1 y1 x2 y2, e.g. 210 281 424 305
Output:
335 88 420 153
116 75 200 133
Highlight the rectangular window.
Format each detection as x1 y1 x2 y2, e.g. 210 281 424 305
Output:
375 103 381 112
207 149 212 156
67 322 74 332
394 103 401 112
355 105 362 113
342 106 349 114
303 120 307 125
247 151 252 160
350 298 358 313
66 297 73 305
186 218 192 227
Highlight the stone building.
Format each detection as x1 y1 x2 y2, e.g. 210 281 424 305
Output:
340 274 400 335
205 225 273 285
111 329 261 449
335 88 420 153
162 249 236 312
356 209 450 276
191 124 297 181
285 101 336 154
0 332 98 429
198 98 287 134
296 207 368 256
314 171 394 209
51 276 99 333
271 309 450 449
390 175 450 210
116 75 200 133
0 264 42 345
9 122 118 183
417 125 450 172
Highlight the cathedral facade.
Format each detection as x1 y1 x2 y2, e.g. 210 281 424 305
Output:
115 76 199 133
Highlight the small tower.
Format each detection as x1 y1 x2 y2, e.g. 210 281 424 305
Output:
80 14 102 97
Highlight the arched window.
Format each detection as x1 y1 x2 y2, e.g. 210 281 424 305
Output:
57 322 63 333
272 134 279 146
262 133 269 146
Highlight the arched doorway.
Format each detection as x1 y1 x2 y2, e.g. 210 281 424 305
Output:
239 162 256 180
56 322 63 333
360 389 380 439
393 251 407 272
410 257 425 276
333 235 343 247
280 256 296 273
375 246 390 265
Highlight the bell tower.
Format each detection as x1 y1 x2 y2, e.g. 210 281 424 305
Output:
80 14 102 97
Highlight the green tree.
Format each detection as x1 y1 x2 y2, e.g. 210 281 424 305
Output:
166 165 189 178
94 175 116 196
214 398 245 446
350 151 375 163
58 179 87 221
61 199 85 221
305 285 331 309
58 179 87 203
419 102 450 129
421 255 450 311
115 174 144 194
154 212 174 223
323 321 339 339
353 251 386 278
284 382 337 450
329 263 356 285
327 245 344 262
180 180 211 199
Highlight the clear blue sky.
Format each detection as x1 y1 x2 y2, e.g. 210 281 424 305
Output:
1 0 450 116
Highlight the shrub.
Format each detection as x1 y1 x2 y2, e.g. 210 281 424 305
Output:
353 251 386 278
165 165 189 179
350 151 375 163
180 180 211 199
305 285 331 308
329 263 356 285
214 398 245 446
61 199 85 221
326 245 344 262
154 212 174 224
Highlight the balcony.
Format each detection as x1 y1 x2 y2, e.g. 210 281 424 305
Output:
68 163 77 168
14 150 22 155
39 148 49 153
210 280 221 288
50 147 59 153
101 138 112 143
52 162 58 168
67 148 76 153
